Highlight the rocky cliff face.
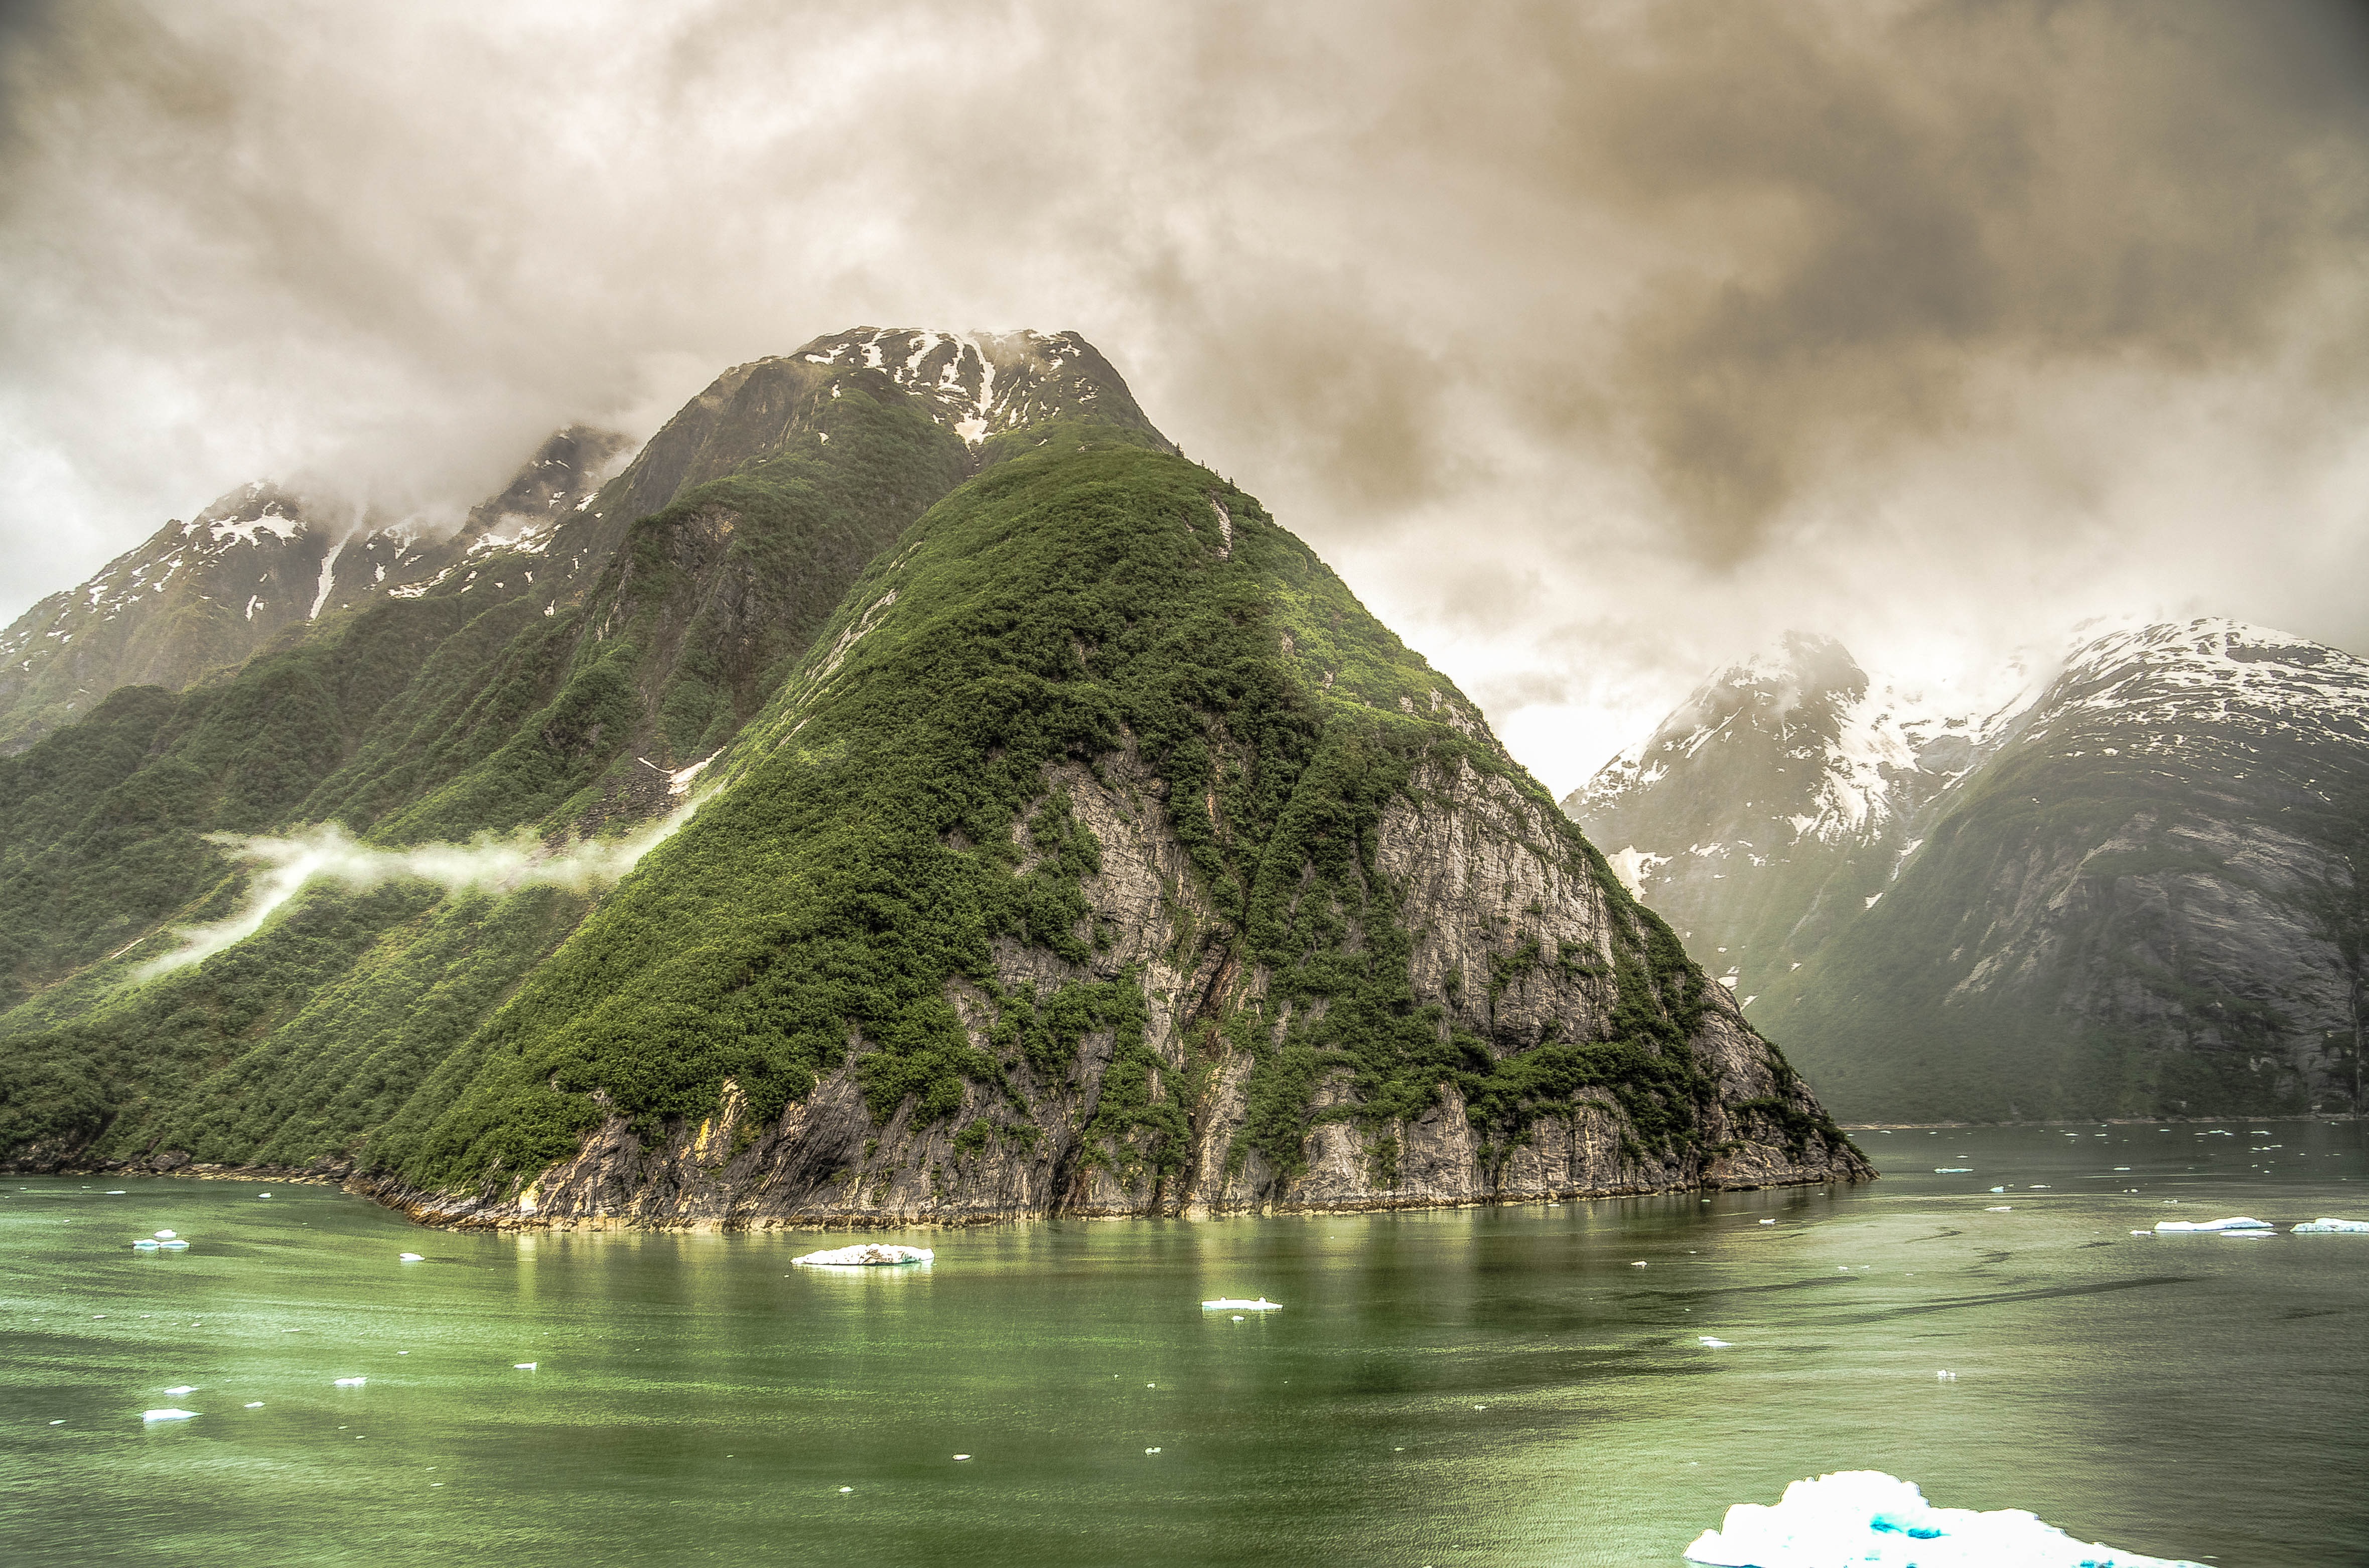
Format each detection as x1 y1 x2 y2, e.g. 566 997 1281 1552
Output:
1580 619 2369 1123
381 744 1855 1230
0 328 1867 1224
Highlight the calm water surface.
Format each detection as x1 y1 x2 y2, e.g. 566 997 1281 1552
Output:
5 1120 2364 1567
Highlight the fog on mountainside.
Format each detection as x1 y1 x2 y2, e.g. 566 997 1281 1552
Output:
1567 620 2369 1124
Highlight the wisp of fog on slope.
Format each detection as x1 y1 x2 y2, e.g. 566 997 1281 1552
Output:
137 803 700 977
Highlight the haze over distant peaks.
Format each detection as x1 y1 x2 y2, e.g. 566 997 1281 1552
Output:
1569 617 2369 1123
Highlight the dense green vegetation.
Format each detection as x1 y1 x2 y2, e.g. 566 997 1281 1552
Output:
377 435 1734 1194
0 367 978 1165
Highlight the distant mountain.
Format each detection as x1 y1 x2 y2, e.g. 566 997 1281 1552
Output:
1568 620 2369 1122
0 327 1867 1223
0 426 632 754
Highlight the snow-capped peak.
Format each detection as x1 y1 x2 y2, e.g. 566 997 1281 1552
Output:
792 327 1126 448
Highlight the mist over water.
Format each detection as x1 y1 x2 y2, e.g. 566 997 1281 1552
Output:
142 805 698 976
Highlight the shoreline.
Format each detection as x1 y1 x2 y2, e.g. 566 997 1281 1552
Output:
9 1159 1869 1233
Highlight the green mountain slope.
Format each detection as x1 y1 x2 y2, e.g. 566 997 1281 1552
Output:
0 330 1864 1220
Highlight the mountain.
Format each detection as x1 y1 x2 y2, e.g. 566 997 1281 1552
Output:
0 427 634 756
1566 632 2035 1005
1569 620 2369 1123
0 327 1866 1222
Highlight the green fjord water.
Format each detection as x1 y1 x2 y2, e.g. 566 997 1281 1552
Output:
5 1121 2363 1567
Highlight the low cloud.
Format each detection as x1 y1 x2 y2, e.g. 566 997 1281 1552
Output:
141 807 695 976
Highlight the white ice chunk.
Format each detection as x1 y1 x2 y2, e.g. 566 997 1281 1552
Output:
142 1409 198 1422
1684 1470 2205 1567
2292 1217 2369 1233
1202 1297 1282 1310
2154 1216 2272 1233
793 1244 934 1267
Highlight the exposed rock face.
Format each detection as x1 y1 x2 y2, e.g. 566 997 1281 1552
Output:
1579 619 2369 1123
376 752 1860 1231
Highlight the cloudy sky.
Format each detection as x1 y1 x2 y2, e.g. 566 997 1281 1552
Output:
3 0 2364 792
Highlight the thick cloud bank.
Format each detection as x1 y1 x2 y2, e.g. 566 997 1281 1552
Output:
5 1 2365 790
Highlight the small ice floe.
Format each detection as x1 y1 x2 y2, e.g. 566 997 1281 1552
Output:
333 1377 367 1388
1698 1337 1734 1348
2154 1216 2272 1233
2292 1217 2369 1233
514 1362 537 1370
163 1385 197 1396
143 1409 198 1421
398 1253 424 1262
792 1244 934 1268
1202 1297 1281 1311
1683 1470 2204 1567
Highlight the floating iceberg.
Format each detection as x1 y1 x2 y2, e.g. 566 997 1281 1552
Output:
2153 1216 2272 1233
1684 1470 2204 1567
142 1409 198 1422
2293 1217 2369 1233
791 1243 934 1267
1201 1297 1282 1311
